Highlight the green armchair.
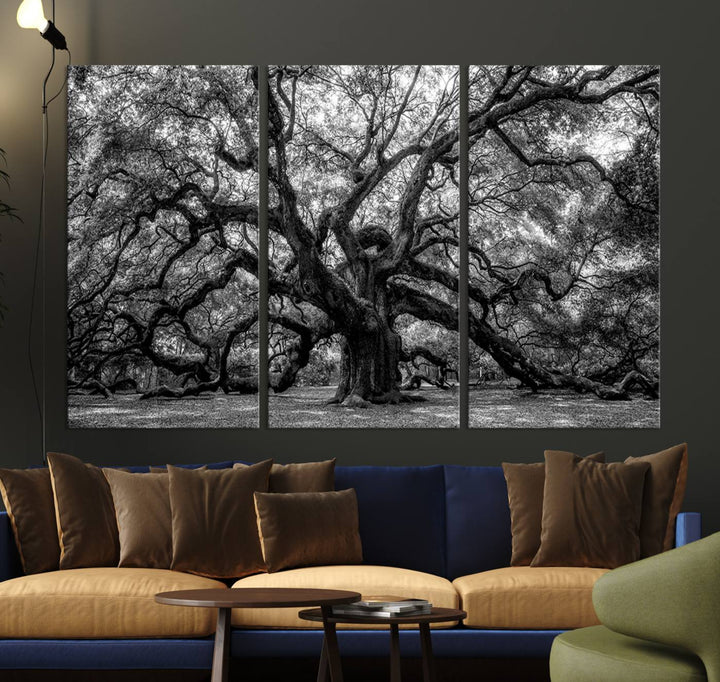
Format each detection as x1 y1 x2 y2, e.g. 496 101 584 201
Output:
550 532 720 682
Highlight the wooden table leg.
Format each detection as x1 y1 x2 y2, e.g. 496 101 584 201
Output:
211 607 231 682
317 635 330 682
419 623 437 682
389 623 402 682
320 606 344 682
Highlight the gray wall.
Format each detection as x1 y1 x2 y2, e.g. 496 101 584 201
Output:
1 1 718 533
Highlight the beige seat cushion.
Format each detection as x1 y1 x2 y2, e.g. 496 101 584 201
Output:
0 568 227 638
232 565 458 629
453 567 609 629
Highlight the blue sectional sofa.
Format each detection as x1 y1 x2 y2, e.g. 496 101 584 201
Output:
0 464 702 672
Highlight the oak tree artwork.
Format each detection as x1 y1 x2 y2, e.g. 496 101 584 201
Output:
268 65 460 426
66 64 659 429
467 65 659 427
67 65 259 428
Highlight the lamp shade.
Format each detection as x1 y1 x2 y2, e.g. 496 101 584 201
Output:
16 0 49 32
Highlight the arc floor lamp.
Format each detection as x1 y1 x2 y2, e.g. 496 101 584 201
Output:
16 0 69 463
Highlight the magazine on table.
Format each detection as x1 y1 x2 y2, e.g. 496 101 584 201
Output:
331 596 432 618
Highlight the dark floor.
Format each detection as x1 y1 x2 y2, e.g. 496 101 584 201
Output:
1 657 551 682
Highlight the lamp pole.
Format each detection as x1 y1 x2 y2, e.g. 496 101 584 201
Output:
17 0 69 464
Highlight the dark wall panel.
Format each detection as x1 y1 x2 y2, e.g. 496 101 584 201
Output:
0 0 718 534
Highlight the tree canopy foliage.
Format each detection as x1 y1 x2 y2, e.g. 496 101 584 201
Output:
467 65 659 401
67 66 259 405
268 65 460 407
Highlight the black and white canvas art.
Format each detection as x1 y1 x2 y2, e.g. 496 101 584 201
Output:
67 65 259 428
267 66 460 428
467 65 660 428
65 64 659 430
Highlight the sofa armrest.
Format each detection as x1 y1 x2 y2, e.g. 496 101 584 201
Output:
593 532 720 682
675 511 702 547
0 512 22 582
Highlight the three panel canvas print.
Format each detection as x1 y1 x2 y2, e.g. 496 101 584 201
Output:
267 66 460 428
467 66 660 427
66 65 660 430
67 66 260 428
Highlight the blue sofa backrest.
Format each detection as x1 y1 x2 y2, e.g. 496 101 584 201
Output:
120 461 236 472
335 464 514 580
444 466 512 580
335 465 447 577
0 512 22 582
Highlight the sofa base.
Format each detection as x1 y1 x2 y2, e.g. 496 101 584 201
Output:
0 628 563 670
0 659 552 682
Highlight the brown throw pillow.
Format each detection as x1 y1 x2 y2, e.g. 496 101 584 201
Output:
626 443 688 556
532 451 650 569
0 468 60 574
47 452 120 569
234 459 336 493
254 489 362 573
103 469 173 569
169 460 273 579
502 451 605 566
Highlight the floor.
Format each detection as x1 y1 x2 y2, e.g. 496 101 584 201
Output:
1 657 551 682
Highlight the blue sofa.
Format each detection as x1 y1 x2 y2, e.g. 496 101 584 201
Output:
0 464 702 671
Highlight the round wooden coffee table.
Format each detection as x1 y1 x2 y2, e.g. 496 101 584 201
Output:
155 587 360 682
299 606 467 682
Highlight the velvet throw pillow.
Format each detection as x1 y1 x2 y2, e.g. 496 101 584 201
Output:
502 451 605 566
234 459 336 493
169 459 273 579
626 443 688 556
103 469 173 569
47 452 121 569
532 451 650 569
0 468 60 574
254 489 363 573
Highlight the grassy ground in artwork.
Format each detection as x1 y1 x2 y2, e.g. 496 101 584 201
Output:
469 387 660 428
269 385 459 428
68 393 259 429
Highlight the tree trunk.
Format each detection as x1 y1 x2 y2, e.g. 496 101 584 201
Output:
332 314 403 407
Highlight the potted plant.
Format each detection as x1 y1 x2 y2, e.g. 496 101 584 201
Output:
0 146 22 325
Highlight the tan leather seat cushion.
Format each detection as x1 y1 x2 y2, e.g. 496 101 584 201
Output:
453 567 609 629
0 568 227 638
232 565 458 629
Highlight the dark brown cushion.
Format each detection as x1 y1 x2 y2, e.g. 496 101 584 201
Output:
47 452 120 569
103 469 173 569
168 460 273 579
0 468 59 574
532 451 650 569
234 459 336 493
502 451 605 566
626 443 688 557
254 489 363 573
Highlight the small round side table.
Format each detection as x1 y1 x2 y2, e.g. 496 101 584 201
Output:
299 606 467 682
156 587 360 682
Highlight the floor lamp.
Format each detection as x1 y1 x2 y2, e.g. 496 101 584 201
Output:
16 0 70 464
